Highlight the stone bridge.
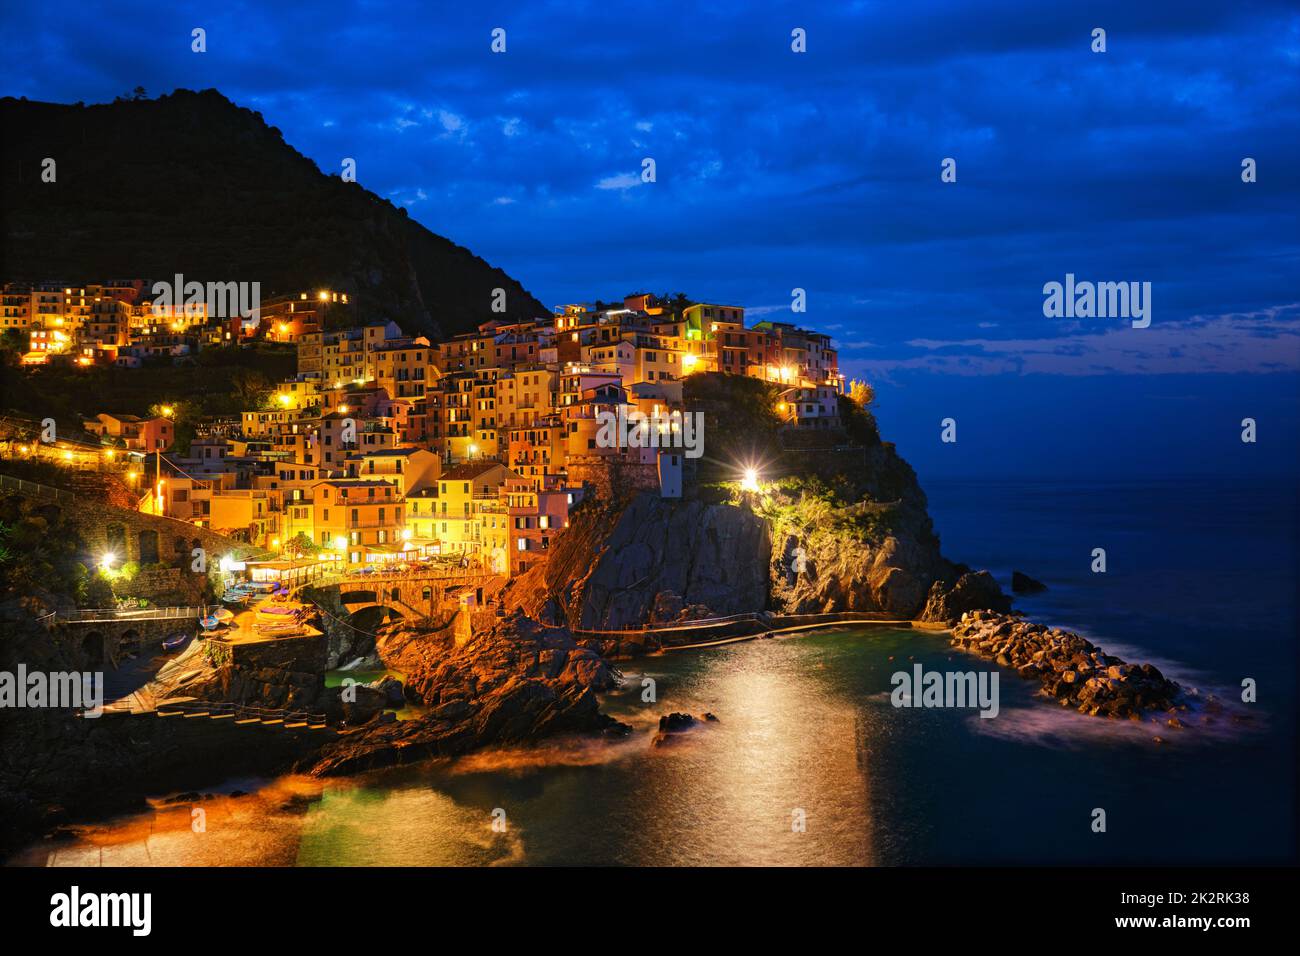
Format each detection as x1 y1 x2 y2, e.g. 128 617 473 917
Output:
313 571 503 621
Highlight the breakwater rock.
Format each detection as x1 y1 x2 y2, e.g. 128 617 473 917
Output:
950 611 1182 719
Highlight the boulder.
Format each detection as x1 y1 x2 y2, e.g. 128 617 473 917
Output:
368 675 406 708
658 712 697 733
920 571 1012 624
1011 571 1048 594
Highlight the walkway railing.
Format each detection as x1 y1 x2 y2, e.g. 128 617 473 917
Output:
50 605 215 624
0 473 76 504
159 698 329 728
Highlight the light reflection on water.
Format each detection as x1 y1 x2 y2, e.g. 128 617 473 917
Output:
13 624 1288 866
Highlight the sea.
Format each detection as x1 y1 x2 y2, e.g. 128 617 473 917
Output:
12 477 1296 866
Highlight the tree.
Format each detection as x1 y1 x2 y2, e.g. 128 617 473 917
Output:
284 532 318 558
230 368 272 410
0 328 25 357
848 379 875 408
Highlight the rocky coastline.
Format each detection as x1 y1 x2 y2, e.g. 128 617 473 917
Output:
949 610 1185 721
0 399 1212 859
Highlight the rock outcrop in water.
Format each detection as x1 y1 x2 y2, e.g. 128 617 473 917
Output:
919 570 1013 624
1011 570 1048 594
305 612 628 776
950 611 1182 718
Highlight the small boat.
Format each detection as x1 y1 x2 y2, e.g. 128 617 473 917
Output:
200 608 235 630
162 632 190 651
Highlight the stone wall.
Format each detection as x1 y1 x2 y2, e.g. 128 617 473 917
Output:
62 498 261 569
565 455 660 505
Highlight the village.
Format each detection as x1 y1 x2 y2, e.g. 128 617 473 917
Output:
1 284 844 582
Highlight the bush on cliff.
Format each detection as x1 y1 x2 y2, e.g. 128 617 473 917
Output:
0 493 96 606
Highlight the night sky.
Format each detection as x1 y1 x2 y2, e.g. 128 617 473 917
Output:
2 1 1297 478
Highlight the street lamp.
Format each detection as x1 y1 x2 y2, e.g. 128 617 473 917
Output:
741 467 761 493
99 552 116 573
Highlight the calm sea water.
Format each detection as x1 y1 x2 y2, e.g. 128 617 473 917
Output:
16 477 1297 866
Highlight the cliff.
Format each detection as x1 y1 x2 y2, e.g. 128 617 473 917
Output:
305 613 626 776
502 383 972 630
0 90 547 337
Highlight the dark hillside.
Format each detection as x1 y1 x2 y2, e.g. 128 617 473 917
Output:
0 89 547 337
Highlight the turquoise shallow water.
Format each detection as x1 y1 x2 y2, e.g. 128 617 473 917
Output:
17 477 1296 866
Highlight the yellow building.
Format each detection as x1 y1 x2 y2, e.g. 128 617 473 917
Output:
374 338 433 401
208 489 280 548
431 461 518 567
311 479 406 566
496 365 558 430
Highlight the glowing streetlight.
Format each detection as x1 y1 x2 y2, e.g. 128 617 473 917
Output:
271 537 281 550
333 536 347 553
278 393 291 407
401 528 413 541
160 405 174 418
468 443 479 458
318 291 330 302
741 467 761 493
99 552 116 573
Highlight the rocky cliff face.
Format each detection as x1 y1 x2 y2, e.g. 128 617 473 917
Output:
572 495 771 629
502 495 772 632
759 440 956 619
306 613 626 775
503 439 977 628
148 633 327 711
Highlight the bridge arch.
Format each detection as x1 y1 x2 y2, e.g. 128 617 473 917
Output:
81 631 105 667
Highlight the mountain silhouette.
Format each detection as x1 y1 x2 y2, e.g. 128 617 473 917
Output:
0 88 547 338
